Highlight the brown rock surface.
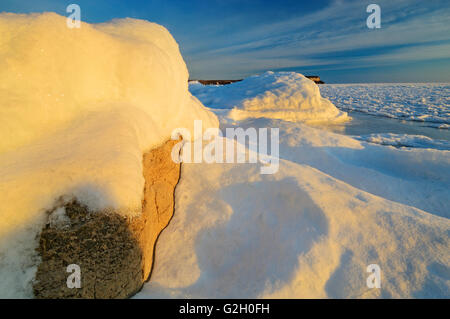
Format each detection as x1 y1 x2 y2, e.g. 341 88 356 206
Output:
33 139 180 298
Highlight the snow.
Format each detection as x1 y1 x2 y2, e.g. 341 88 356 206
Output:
137 121 450 298
320 83 450 128
189 72 349 123
137 75 450 299
355 133 450 151
0 12 448 298
0 13 217 298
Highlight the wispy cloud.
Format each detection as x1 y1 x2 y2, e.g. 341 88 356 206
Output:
185 0 450 80
1 0 449 81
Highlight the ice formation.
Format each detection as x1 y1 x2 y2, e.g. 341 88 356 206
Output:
320 83 450 128
0 12 217 297
189 72 349 123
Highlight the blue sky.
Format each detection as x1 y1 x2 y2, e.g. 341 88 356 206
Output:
1 0 450 83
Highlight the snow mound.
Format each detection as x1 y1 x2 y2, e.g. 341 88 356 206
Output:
137 120 450 299
0 12 217 154
0 12 217 297
189 71 349 123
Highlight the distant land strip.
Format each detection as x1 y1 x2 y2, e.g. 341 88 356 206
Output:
189 76 324 85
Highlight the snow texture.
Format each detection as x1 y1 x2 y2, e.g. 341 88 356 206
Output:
0 11 448 299
137 118 450 299
320 84 450 128
189 72 349 123
0 13 217 298
355 133 450 151
137 75 450 299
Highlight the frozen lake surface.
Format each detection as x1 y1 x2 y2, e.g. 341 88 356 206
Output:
316 84 450 150
320 83 450 129
311 111 450 143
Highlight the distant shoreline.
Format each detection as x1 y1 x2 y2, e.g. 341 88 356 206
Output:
189 75 325 85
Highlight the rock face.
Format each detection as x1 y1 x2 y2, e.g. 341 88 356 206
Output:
33 139 180 298
305 76 324 84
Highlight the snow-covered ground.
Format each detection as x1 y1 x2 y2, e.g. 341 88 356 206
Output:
320 84 450 129
0 13 448 299
136 75 450 299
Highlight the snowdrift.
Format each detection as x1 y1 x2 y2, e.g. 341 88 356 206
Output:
0 12 217 297
137 120 450 299
141 79 449 298
189 71 349 123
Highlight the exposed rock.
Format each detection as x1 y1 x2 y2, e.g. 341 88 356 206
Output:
305 76 325 84
33 139 181 298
